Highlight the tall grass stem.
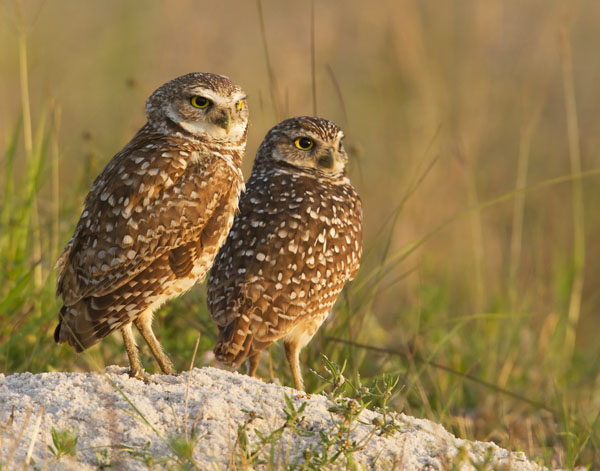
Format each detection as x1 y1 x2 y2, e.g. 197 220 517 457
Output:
17 2 43 291
256 0 281 120
508 111 540 309
560 27 585 365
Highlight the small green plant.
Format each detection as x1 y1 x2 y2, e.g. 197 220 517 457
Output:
370 374 403 437
121 440 157 467
448 445 470 471
316 355 404 437
166 430 203 470
447 444 497 471
314 354 348 400
47 426 78 460
295 356 403 470
469 445 496 471
230 356 403 470
234 396 312 469
95 448 111 469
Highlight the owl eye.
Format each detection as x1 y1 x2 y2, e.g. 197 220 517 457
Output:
294 137 314 150
191 96 211 109
236 100 244 111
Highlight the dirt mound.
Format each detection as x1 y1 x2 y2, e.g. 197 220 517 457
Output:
0 366 545 470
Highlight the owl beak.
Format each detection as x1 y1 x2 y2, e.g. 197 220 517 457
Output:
317 150 335 169
332 150 346 172
318 149 346 172
215 110 232 133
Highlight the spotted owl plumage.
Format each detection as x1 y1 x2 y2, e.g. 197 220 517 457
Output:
55 72 248 378
207 116 362 390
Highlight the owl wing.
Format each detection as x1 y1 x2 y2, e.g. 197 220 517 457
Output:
57 127 232 306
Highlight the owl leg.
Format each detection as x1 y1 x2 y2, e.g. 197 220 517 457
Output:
121 323 145 380
284 341 304 391
134 310 175 375
247 352 261 377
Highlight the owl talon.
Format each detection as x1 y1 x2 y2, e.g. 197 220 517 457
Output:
128 368 148 382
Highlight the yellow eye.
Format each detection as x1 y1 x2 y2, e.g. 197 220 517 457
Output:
294 137 314 150
236 100 244 111
191 96 211 109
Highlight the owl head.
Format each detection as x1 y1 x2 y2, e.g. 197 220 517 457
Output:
256 116 349 176
145 72 248 141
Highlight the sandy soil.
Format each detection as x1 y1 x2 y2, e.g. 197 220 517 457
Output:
0 366 545 470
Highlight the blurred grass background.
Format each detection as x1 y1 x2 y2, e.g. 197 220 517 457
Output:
2 0 600 467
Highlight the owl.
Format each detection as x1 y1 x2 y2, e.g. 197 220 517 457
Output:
55 72 249 379
207 116 363 391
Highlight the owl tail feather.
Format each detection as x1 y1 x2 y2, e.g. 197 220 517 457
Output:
214 312 254 368
54 302 104 353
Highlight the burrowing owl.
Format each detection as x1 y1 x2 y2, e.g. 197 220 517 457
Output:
207 116 362 390
55 72 248 379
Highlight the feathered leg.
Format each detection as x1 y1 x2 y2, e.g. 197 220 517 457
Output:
121 323 145 380
134 310 175 375
284 341 304 391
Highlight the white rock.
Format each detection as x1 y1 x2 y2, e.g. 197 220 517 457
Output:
0 367 547 470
